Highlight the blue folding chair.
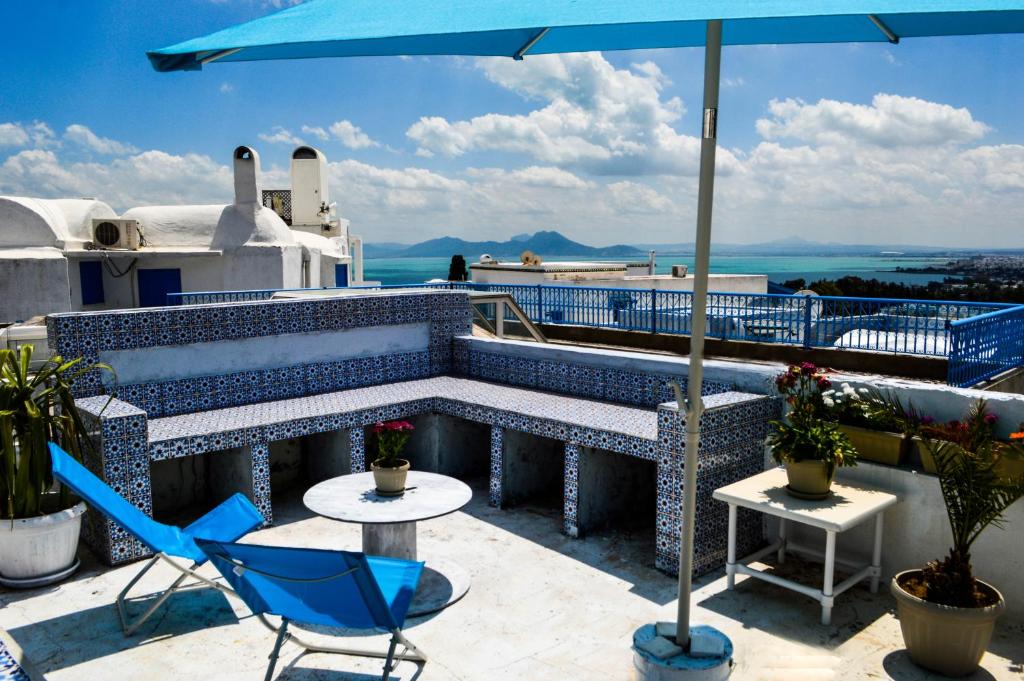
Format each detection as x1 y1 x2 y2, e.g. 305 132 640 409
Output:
48 443 265 635
196 539 427 681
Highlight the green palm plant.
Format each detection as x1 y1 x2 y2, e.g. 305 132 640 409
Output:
0 345 110 520
916 439 1024 607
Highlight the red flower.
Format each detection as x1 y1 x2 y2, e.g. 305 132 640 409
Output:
800 362 817 375
984 413 998 425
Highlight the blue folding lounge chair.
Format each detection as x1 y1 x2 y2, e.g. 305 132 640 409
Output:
195 539 427 681
48 443 265 635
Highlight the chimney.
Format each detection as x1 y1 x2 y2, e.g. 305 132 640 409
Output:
233 146 262 205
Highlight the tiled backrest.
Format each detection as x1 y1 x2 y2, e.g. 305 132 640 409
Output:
47 292 472 417
452 337 732 407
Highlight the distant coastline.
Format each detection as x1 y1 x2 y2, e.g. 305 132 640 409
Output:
366 230 1024 260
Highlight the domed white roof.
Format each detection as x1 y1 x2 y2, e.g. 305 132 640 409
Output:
122 204 295 248
0 196 116 247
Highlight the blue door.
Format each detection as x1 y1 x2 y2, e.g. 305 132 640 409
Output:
334 263 349 287
137 268 182 307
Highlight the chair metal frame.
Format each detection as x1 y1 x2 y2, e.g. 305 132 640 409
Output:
116 552 237 636
259 614 427 681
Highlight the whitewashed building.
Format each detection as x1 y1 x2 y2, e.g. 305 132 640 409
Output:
0 145 366 324
470 255 768 294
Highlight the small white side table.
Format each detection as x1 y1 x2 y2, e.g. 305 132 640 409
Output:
713 467 898 625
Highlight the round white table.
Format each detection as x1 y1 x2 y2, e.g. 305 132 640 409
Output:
303 471 473 616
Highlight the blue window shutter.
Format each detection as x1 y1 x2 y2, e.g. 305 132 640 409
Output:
79 261 105 305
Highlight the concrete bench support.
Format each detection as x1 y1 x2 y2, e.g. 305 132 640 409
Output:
654 394 780 576
349 427 365 473
489 426 503 507
563 443 580 537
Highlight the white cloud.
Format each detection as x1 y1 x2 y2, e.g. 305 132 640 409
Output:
0 123 29 148
0 122 57 149
607 181 674 213
64 124 138 156
219 82 235 94
755 94 989 148
0 148 232 208
257 126 304 146
406 52 745 177
2 82 1023 248
722 77 746 88
328 120 379 149
301 125 329 141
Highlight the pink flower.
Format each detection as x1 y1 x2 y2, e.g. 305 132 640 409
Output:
800 362 817 375
984 413 998 425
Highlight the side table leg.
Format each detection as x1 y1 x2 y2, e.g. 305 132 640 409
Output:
870 512 884 593
726 504 737 589
777 518 787 564
821 529 836 626
363 521 418 561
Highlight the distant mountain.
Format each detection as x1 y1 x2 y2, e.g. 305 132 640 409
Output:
387 230 644 258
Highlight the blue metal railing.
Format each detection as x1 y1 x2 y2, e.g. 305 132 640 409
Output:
167 282 1024 386
947 306 1024 387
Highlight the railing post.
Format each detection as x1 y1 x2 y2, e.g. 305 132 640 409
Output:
803 294 813 348
537 284 543 322
651 289 658 334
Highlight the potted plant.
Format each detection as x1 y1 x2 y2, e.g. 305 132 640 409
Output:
823 383 906 465
370 420 415 495
0 346 109 587
913 400 997 474
891 437 1024 676
768 363 856 499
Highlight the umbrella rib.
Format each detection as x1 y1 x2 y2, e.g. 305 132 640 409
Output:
200 48 243 65
867 15 900 44
513 27 550 60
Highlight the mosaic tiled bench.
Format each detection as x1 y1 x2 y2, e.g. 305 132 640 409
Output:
50 290 777 577
76 376 776 576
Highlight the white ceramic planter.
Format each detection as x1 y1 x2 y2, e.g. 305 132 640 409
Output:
0 501 85 587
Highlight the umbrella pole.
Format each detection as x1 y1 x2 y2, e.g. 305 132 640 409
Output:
676 18 722 649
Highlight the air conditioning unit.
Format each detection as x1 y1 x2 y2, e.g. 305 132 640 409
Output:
91 218 141 250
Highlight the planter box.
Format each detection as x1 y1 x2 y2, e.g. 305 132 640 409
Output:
839 425 904 466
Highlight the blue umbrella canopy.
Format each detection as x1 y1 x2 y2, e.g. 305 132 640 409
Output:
149 0 1024 71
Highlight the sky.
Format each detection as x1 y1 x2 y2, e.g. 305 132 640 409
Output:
1 2 1023 248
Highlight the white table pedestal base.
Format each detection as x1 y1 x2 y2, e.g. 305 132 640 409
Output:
363 521 417 561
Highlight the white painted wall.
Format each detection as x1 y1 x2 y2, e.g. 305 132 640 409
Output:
100 322 430 385
471 263 766 294
0 248 70 322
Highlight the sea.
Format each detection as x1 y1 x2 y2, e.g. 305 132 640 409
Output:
363 254 955 287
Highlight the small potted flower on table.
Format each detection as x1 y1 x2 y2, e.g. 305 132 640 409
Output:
767 363 856 499
371 420 415 495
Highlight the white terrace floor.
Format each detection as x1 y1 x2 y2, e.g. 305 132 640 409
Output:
2 483 1021 681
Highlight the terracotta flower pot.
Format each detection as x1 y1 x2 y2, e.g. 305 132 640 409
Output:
891 570 1005 677
784 460 835 498
372 459 410 494
839 425 904 466
910 438 957 474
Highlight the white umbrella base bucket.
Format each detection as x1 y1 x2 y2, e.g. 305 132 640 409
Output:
633 624 733 681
